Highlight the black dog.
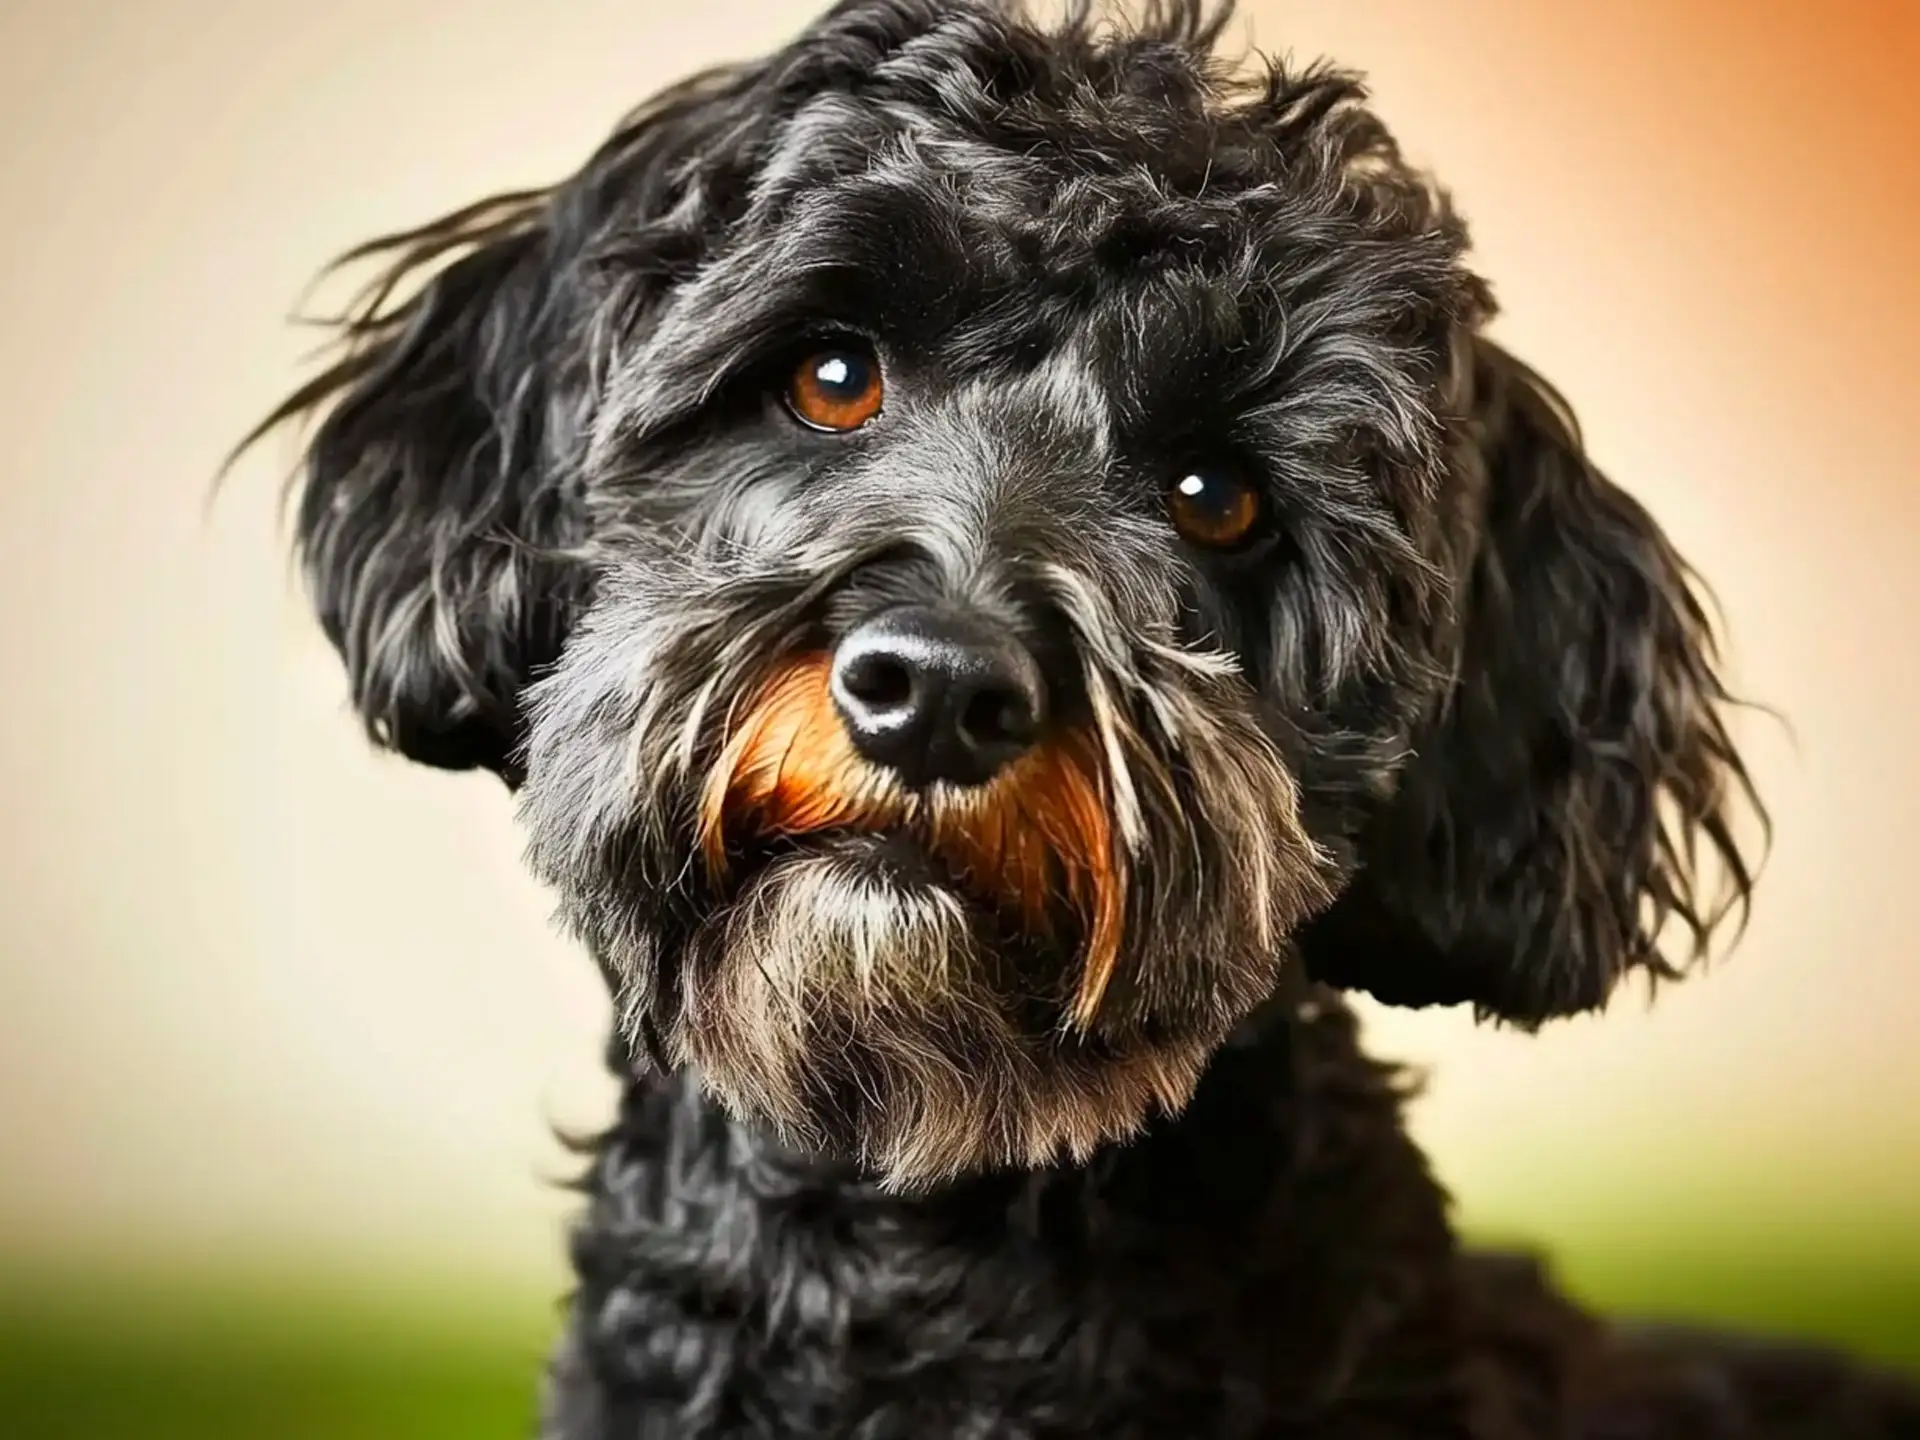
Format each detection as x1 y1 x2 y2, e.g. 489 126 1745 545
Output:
248 2 1920 1434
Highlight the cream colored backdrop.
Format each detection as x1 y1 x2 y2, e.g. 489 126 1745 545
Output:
1 0 1914 1301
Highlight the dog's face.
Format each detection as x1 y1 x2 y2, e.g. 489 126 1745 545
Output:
258 0 1758 1187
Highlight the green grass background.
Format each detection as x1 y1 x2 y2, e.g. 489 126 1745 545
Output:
4 1219 1915 1440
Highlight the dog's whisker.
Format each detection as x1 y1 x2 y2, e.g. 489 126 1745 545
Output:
1082 669 1148 857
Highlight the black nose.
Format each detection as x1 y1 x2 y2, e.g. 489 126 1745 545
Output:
829 606 1047 787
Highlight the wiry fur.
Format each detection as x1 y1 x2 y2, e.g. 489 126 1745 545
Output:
247 1 1915 1435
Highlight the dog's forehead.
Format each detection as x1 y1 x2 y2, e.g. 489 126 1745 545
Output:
602 40 1471 473
752 86 1280 298
700 105 1305 411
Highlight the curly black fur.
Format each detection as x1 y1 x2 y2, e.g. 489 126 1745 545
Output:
244 1 1916 1434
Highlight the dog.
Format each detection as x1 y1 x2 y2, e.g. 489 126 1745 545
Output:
244 1 1920 1434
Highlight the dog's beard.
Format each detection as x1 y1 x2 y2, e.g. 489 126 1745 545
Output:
685 836 1177 1184
521 540 1338 1188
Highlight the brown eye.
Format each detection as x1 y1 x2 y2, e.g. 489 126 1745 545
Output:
1168 467 1261 549
786 346 884 432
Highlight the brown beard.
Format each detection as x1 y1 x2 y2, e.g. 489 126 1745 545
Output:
698 652 1126 1028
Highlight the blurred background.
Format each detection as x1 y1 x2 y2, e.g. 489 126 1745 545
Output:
1 0 1914 1434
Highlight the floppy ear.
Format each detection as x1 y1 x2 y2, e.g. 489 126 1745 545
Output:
243 65 784 786
267 201 577 785
1305 337 1762 1023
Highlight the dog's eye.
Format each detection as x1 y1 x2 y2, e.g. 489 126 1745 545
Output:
786 346 884 432
1167 467 1261 549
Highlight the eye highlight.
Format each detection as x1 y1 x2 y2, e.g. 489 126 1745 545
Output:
1167 466 1261 549
786 345 884 432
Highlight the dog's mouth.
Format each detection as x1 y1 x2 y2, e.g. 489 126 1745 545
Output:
696 653 1127 1029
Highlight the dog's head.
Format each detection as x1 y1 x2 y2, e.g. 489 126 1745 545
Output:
254 0 1759 1187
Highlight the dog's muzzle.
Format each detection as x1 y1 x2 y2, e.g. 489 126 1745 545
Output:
701 621 1127 1030
520 551 1339 1187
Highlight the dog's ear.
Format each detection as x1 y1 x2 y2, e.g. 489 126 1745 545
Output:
243 64 787 786
270 202 577 786
1305 337 1762 1023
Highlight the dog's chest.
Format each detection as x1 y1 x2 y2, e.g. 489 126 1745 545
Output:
546 1012 1478 1439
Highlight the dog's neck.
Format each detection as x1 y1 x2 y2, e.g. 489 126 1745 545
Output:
564 972 1470 1428
604 967 1346 1202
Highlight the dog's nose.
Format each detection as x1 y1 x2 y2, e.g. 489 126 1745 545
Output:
829 606 1046 787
